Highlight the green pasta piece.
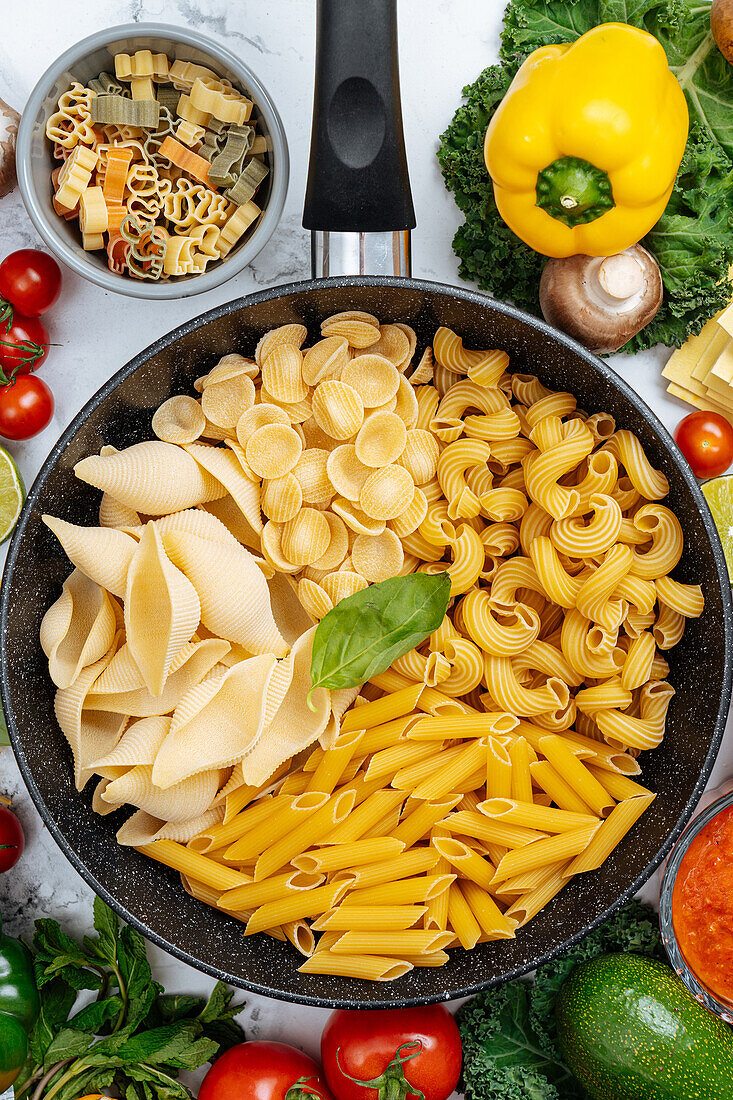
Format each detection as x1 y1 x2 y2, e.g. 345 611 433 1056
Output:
207 125 255 187
120 212 166 281
143 105 176 166
207 116 227 133
155 85 180 111
198 128 226 162
224 157 269 205
90 95 160 128
89 71 127 97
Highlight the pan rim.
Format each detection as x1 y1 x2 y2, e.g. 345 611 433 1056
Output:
2 275 731 1009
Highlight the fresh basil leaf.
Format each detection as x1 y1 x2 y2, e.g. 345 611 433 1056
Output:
43 1026 95 1067
310 572 451 693
28 977 77 1063
0 706 9 746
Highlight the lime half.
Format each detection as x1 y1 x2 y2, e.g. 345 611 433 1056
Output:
0 446 24 544
702 475 733 579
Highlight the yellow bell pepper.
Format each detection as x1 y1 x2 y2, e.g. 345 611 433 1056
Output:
484 23 689 259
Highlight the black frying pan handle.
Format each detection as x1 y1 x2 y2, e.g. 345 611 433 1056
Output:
303 0 416 233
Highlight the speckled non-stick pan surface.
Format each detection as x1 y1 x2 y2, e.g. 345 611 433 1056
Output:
2 277 731 1008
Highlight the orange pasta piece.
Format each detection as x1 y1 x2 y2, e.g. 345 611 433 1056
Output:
159 136 214 186
102 147 134 205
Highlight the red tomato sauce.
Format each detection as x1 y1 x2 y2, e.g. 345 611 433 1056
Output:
673 804 733 1003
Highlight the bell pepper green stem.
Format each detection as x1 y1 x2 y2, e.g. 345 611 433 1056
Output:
335 1040 425 1100
535 155 615 227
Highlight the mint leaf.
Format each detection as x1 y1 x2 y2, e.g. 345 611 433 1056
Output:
33 919 104 991
90 896 119 966
68 995 124 1033
28 977 77 1063
198 981 239 1024
43 1026 95 1066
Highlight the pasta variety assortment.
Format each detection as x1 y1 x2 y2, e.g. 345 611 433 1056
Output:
39 314 704 981
45 49 270 280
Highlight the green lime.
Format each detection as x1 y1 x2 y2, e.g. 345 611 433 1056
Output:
702 474 733 579
0 445 24 543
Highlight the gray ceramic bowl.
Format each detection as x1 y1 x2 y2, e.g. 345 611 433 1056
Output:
16 23 289 299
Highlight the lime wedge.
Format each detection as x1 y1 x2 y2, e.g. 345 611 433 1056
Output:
0 446 24 544
702 474 733 579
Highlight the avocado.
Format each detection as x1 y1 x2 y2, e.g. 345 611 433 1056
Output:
555 952 733 1100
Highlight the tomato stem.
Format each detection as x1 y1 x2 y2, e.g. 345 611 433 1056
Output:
284 1075 325 1100
0 337 47 385
0 300 13 328
335 1041 425 1100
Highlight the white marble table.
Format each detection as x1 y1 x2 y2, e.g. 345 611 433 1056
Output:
0 0 732 1086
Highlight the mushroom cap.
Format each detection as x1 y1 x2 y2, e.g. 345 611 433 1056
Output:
539 245 663 354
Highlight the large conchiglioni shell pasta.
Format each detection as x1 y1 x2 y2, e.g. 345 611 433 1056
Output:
74 441 227 514
40 568 117 689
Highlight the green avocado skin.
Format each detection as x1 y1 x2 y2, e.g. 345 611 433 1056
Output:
555 953 733 1100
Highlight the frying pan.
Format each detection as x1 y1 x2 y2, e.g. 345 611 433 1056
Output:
2 0 731 1008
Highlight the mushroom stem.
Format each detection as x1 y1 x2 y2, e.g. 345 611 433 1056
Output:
539 244 664 354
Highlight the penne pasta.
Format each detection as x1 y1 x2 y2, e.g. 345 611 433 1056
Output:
564 794 656 875
342 847 441 889
217 870 324 912
491 824 600 883
292 837 405 874
312 905 427 931
478 797 600 833
137 839 250 891
298 952 413 981
330 931 454 955
342 874 454 908
245 880 353 935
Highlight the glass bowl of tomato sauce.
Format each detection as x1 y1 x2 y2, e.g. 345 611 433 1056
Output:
660 787 733 1023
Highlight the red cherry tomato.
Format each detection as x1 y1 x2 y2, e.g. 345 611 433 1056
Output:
0 805 24 872
321 1006 462 1100
199 1040 334 1100
0 375 54 440
0 313 50 378
0 249 62 316
674 411 733 478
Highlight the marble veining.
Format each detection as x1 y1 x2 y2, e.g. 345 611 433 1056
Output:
0 1 731 1091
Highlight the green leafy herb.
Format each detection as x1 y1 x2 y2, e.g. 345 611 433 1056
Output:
438 0 733 353
15 896 244 1100
457 900 664 1100
310 572 451 694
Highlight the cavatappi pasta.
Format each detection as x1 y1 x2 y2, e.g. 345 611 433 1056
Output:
40 316 703 981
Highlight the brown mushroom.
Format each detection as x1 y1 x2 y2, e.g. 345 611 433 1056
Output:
0 97 19 199
539 245 663 354
712 0 733 65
